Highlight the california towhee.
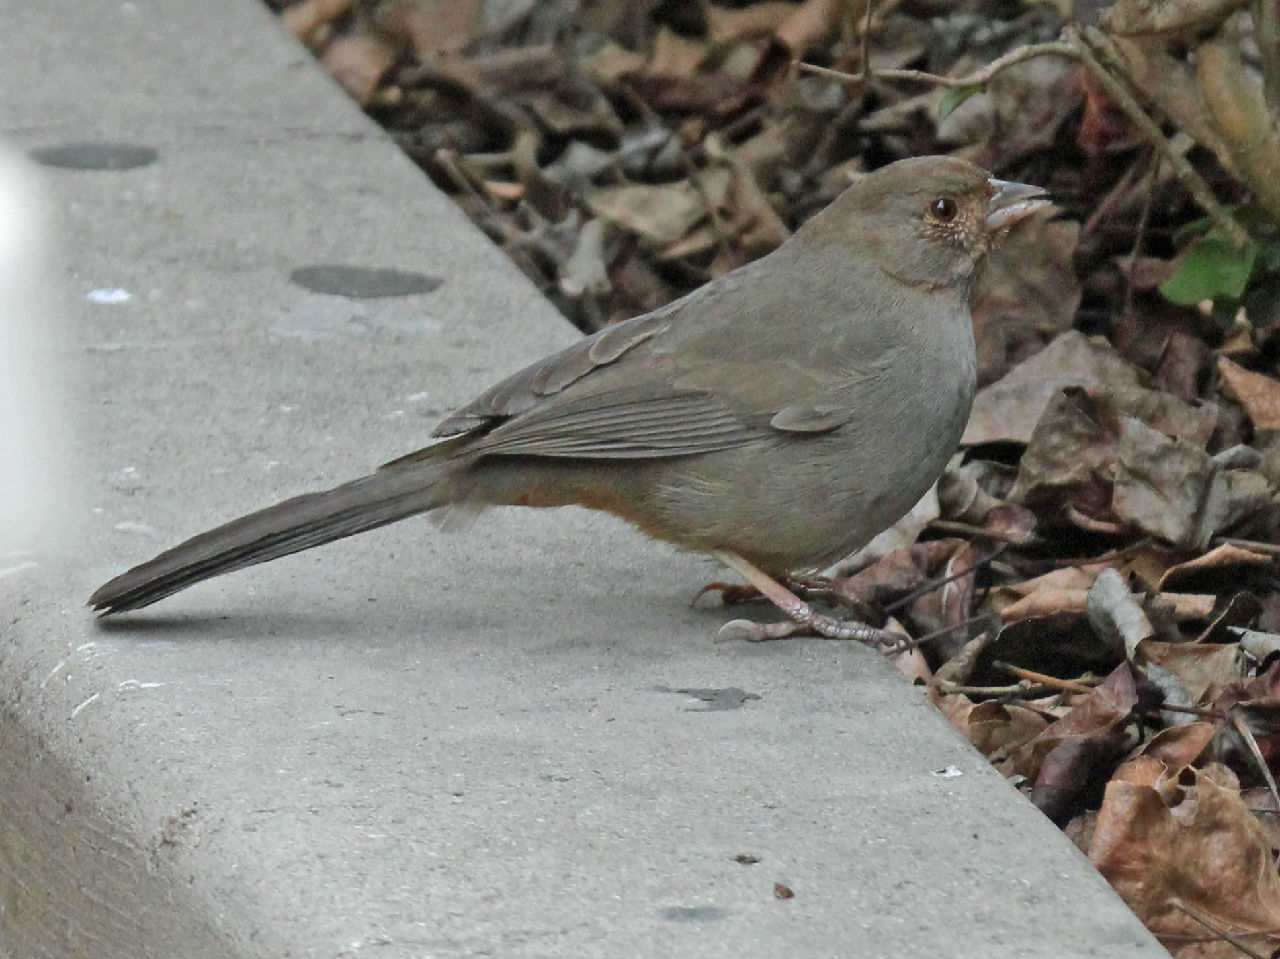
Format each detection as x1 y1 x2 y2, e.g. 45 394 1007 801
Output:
90 156 1048 644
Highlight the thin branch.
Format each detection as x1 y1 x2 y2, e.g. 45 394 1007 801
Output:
858 0 874 79
1167 898 1269 959
993 662 1097 694
797 39 1080 89
1122 150 1160 320
1229 708 1280 848
883 546 1006 614
1213 536 1280 556
1252 0 1280 115
1069 25 1250 248
887 617 993 654
926 519 1039 545
938 681 1064 698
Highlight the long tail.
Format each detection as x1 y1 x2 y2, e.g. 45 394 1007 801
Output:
89 462 453 614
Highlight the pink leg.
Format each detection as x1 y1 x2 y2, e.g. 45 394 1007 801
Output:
711 550 906 649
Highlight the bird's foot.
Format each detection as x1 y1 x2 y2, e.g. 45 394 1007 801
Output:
692 574 837 608
690 581 764 607
709 550 906 650
716 614 905 649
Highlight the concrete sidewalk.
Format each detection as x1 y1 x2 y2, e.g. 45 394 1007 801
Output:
0 2 1163 956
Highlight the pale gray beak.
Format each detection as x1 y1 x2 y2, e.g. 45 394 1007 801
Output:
985 178 1050 232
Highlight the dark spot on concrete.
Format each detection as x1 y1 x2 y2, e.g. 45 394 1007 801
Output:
732 853 761 865
654 686 762 711
29 142 158 170
290 264 442 299
659 906 726 922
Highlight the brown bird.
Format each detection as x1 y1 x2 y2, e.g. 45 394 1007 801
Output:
89 155 1048 644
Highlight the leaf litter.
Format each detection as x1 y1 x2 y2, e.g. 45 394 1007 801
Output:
269 0 1280 952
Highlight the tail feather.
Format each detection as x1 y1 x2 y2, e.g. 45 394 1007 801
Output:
89 464 451 614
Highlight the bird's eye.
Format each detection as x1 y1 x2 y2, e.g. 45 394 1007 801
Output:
929 196 959 222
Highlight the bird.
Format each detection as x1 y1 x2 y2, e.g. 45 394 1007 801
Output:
89 155 1049 644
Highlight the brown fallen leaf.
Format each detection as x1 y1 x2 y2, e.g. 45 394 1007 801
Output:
963 331 1141 446
1158 543 1275 592
1138 640 1247 706
707 2 797 44
282 0 352 43
647 26 708 82
1112 418 1272 550
969 215 1082 387
1086 568 1156 659
1012 665 1140 822
1136 721 1219 771
774 0 847 58
376 0 482 56
831 538 966 610
1112 418 1217 548
1100 0 1249 35
319 31 397 107
1089 766 1280 957
951 699 1050 760
587 169 733 246
1154 330 1213 401
1218 356 1280 431
940 57 1084 171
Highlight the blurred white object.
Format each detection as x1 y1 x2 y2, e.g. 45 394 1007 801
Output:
0 143 70 551
85 287 131 304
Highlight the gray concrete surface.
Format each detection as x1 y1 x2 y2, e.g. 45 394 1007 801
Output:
0 2 1165 956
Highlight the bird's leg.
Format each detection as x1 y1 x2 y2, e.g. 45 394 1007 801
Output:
691 573 836 608
689 581 766 607
710 550 906 650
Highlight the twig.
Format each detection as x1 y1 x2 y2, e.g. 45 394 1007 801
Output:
925 519 1038 545
883 547 1006 614
938 681 1064 698
1069 25 1250 249
619 81 733 258
1229 708 1280 848
1167 898 1269 959
994 662 1223 717
1252 0 1280 114
1212 536 1280 557
857 0 874 80
1080 155 1146 237
797 40 1080 89
1063 505 1124 536
1157 702 1224 718
887 617 994 654
1010 538 1156 575
1122 150 1160 321
993 662 1097 694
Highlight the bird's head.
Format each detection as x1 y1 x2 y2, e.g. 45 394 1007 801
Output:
810 155 1051 293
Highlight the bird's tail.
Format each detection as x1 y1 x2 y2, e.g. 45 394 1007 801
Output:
89 462 454 615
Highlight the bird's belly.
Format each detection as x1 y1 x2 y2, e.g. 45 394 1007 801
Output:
648 382 972 571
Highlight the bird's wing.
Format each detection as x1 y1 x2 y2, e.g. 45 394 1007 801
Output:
458 382 758 459
378 248 888 468
431 309 675 439
379 297 761 465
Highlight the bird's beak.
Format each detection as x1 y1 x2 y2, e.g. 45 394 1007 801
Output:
985 178 1050 232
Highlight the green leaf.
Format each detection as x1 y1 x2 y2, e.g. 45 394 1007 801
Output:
1158 232 1258 306
938 83 984 120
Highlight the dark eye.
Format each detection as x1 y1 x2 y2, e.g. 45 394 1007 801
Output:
929 196 958 222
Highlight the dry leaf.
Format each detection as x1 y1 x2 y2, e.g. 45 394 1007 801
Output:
1090 767 1280 957
969 216 1082 387
1218 356 1280 430
1009 665 1139 821
964 331 1140 446
320 32 396 107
